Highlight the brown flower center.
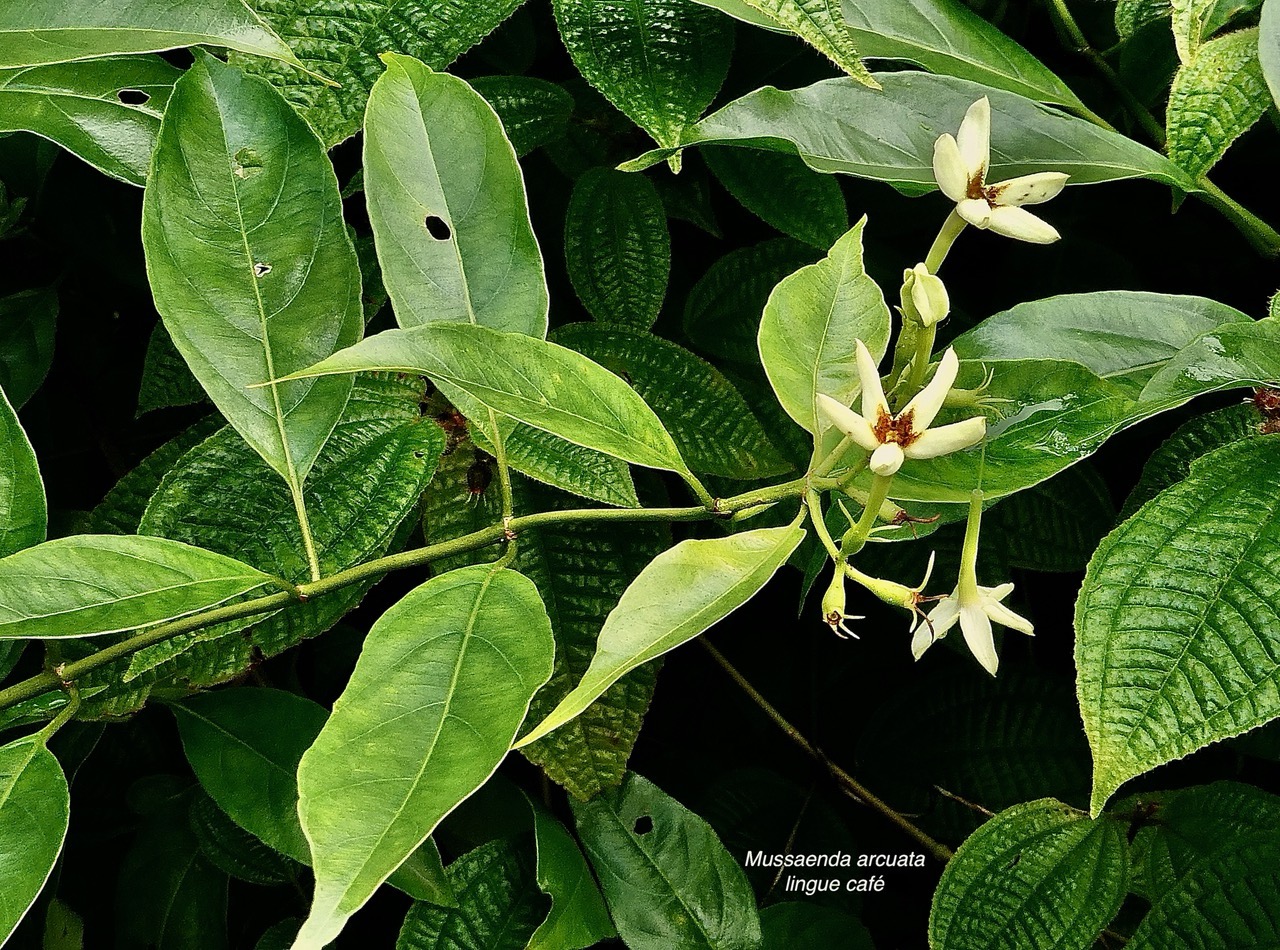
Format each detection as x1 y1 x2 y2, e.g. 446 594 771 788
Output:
874 408 920 447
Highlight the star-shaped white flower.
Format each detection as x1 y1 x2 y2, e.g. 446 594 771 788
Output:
911 582 1034 676
932 97 1070 245
816 342 986 478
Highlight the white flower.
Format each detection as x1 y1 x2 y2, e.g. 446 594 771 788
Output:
816 342 986 478
932 97 1069 245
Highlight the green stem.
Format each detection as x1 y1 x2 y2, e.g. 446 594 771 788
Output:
37 682 81 741
288 481 322 582
841 473 893 558
902 323 939 402
924 209 967 274
806 490 841 560
487 409 515 525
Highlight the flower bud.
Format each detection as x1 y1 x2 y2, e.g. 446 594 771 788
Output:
821 570 861 639
908 263 949 328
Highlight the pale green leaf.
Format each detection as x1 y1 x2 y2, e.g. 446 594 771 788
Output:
142 54 363 487
0 288 56 408
758 219 891 434
705 146 847 249
1262 0 1280 107
516 523 805 748
929 800 1128 950
1173 0 1220 60
364 56 548 337
0 733 69 945
703 0 875 86
295 565 555 948
0 385 45 558
529 800 616 949
471 75 575 157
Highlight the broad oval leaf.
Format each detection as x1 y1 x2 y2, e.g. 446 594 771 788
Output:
758 219 891 434
704 146 848 250
295 565 555 948
1077 436 1280 813
572 772 763 950
471 76 575 158
0 535 276 640
364 55 548 337
0 733 69 944
516 523 805 748
1263 0 1280 107
0 385 45 558
0 288 56 409
530 799 615 949
142 54 363 487
929 800 1128 950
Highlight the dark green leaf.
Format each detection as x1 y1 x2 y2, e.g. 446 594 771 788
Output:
0 384 45 557
472 75 574 157
0 288 55 408
986 464 1116 572
705 146 847 249
136 321 206 417
760 903 872 949
188 791 300 885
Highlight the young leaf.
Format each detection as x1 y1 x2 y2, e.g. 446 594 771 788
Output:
929 800 1128 950
364 56 549 337
0 536 277 640
552 0 734 153
1172 0 1220 61
471 75 575 158
295 565 555 948
1077 436 1280 813
572 772 763 950
516 523 805 748
0 733 70 945
142 54 364 489
0 385 45 558
0 288 56 409
1117 0 1172 38
705 146 847 250
529 800 616 949
1262 0 1280 106
758 220 891 434
564 168 671 329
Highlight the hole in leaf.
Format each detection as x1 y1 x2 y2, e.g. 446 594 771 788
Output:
117 88 150 105
424 215 452 240
1005 852 1022 869
253 262 272 278
633 815 654 836
233 147 264 180
412 450 425 459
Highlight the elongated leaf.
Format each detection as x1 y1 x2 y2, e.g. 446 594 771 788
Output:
142 54 363 488
0 288 55 408
1263 0 1280 106
624 72 1197 193
929 800 1128 950
0 733 69 945
573 772 762 950
1077 436 1280 813
237 0 526 146
516 523 805 747
1140 317 1280 410
0 536 277 640
758 220 891 434
1167 28 1269 180
295 565 555 948
712 0 875 85
365 56 548 337
472 76 574 158
553 0 734 152
530 801 615 949
0 57 178 186
0 0 300 69
564 168 670 329
0 385 44 558
705 146 847 249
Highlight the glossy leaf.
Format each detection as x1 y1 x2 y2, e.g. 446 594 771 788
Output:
0 385 45 558
472 75 575 157
929 800 1128 950
0 288 55 408
295 565 555 948
529 800 615 949
1139 316 1280 410
516 523 805 747
573 772 762 950
1263 0 1280 106
564 168 670 329
364 55 548 337
142 54 363 487
758 220 891 434
0 733 69 945
705 146 847 249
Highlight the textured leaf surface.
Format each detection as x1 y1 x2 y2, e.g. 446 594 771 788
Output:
136 321 207 416
517 524 805 747
1173 0 1220 60
0 288 55 409
0 734 69 945
1118 0 1172 37
143 55 363 486
564 168 670 329
929 800 1128 950
705 146 847 249
986 464 1116 573
714 0 874 84
758 220 891 434
530 800 615 948
189 792 300 885
365 56 548 337
295 566 555 948
1077 436 1280 813
573 772 762 950
0 385 44 558
472 75 574 157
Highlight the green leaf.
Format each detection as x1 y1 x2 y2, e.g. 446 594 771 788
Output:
564 168 670 329
951 291 1252 397
0 733 69 945
0 0 301 70
986 464 1116 573
1118 0 1172 38
396 839 551 950
295 565 555 948
623 72 1197 194
142 54 363 488
555 323 791 479
471 75 575 157
572 772 762 950
364 56 548 337
552 0 734 153
236 0 526 146
516 523 805 748
760 903 872 949
1077 436 1280 813
529 801 616 949
0 535 276 640
0 288 55 408
1139 317 1280 410
704 146 848 249
136 321 207 417
709 0 876 86
0 384 45 558
0 57 178 186
1167 28 1270 180
1173 0 1220 60
929 800 1128 950
189 792 300 885
1262 0 1280 107
758 220 891 434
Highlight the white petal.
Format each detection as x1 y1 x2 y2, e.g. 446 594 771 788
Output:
815 394 879 451
855 339 889 422
986 205 1061 244
870 442 905 477
926 593 961 637
956 97 991 183
988 171 1069 207
956 197 992 229
904 417 987 460
986 599 1035 636
902 347 960 431
910 620 935 660
932 133 969 202
959 599 999 676
984 582 1016 601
